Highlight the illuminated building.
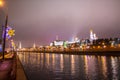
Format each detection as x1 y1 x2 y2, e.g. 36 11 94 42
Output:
19 41 22 49
74 36 79 43
50 36 67 47
50 36 80 48
69 36 80 44
90 29 98 44
50 40 67 47
50 42 53 46
33 43 36 48
54 40 64 46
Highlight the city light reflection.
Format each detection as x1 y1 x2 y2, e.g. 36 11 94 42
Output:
18 52 120 80
101 56 107 78
60 54 64 72
84 56 88 76
111 56 118 80
71 55 75 75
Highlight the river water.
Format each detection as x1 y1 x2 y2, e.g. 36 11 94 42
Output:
18 52 120 80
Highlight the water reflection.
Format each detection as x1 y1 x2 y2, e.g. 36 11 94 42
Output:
18 52 120 80
60 54 63 72
111 56 120 80
71 55 75 75
101 56 107 79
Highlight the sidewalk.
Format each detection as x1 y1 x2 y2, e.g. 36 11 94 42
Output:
0 52 27 80
0 53 16 80
16 55 27 80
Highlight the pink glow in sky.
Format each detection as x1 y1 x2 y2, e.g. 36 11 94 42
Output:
0 0 120 47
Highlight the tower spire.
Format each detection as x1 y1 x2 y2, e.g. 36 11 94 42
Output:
56 35 58 40
19 41 22 49
33 43 36 48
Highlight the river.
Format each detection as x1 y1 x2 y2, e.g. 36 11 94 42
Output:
18 52 120 80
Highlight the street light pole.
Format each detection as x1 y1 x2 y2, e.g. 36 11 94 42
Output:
0 0 8 60
2 15 8 59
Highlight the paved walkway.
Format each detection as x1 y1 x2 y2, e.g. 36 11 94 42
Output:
16 56 27 80
0 53 16 80
0 52 27 80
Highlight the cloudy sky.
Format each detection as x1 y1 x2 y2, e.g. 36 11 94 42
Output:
0 0 120 47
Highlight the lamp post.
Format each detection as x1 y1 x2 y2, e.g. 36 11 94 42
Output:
0 0 8 59
0 0 3 7
2 15 8 59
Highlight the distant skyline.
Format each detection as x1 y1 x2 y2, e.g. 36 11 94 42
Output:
0 0 120 47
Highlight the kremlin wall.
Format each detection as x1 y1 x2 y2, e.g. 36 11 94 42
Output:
17 30 120 55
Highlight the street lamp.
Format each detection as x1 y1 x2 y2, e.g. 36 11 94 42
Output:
0 0 4 7
0 0 8 59
2 15 8 59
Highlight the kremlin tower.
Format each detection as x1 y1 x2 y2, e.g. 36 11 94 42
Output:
90 29 98 44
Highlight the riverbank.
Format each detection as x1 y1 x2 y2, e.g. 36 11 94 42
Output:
37 51 120 56
18 47 120 56
16 55 27 80
17 51 120 80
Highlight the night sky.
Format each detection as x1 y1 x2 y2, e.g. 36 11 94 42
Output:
0 0 120 47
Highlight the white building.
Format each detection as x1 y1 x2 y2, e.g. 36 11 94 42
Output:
90 29 98 43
